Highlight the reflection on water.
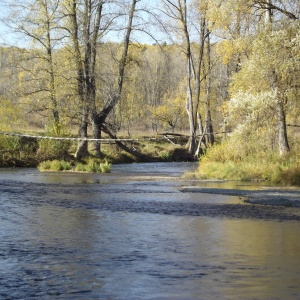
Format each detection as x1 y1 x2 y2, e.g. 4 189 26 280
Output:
0 164 299 299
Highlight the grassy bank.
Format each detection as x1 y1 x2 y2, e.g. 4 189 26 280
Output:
0 134 193 170
197 141 300 186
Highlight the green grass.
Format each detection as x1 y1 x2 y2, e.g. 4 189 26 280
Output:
38 160 72 172
38 158 111 173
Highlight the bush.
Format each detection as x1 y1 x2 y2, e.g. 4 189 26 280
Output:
273 167 300 186
38 160 52 171
37 124 72 160
0 135 39 166
37 138 72 160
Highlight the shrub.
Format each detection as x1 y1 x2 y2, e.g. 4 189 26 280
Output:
100 160 111 173
274 167 300 186
38 160 52 171
37 124 72 160
38 138 71 160
0 135 40 166
74 163 86 172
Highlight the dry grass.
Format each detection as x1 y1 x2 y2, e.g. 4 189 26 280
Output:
197 141 300 186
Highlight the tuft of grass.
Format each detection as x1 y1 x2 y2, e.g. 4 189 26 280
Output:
74 163 86 172
38 160 52 171
38 157 111 173
100 160 111 173
74 158 111 173
38 160 72 172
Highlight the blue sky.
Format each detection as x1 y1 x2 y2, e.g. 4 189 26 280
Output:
0 0 163 47
0 0 194 47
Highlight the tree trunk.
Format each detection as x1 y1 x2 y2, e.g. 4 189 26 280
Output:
186 60 197 154
102 125 158 162
270 70 290 156
91 114 102 157
91 0 138 143
265 2 290 156
69 0 90 158
75 107 89 159
194 11 208 136
276 97 290 156
204 34 214 146
44 0 60 130
179 0 197 155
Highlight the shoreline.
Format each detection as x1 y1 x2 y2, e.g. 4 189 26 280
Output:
179 186 300 208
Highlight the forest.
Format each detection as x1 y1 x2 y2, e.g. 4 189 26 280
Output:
0 0 299 185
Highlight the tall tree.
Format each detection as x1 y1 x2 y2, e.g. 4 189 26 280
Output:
90 0 139 157
4 0 62 131
263 0 290 155
161 0 211 155
65 0 105 158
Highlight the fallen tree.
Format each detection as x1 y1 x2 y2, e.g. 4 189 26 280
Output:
102 125 159 162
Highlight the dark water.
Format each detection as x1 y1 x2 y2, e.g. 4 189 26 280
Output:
0 163 299 299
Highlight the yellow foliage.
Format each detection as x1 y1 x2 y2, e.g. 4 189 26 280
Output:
207 1 232 32
0 98 23 131
216 40 235 65
150 95 185 129
216 38 249 65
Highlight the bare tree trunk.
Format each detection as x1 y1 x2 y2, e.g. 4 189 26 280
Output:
177 0 197 155
276 96 290 156
76 107 89 159
186 57 197 154
68 0 104 158
69 0 89 159
91 0 138 151
204 34 214 146
270 58 290 157
91 113 102 157
102 125 158 162
194 11 208 137
43 0 60 129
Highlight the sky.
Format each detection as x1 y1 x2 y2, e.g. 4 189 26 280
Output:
0 0 162 47
0 0 193 48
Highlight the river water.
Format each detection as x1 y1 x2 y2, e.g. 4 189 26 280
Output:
0 162 299 299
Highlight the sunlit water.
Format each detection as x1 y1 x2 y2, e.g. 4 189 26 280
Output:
0 163 299 299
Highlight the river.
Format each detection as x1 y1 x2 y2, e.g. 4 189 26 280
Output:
0 162 299 299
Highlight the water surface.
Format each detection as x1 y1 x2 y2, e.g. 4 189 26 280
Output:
0 163 299 299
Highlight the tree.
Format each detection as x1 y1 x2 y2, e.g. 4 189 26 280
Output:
150 94 185 131
90 0 139 157
216 0 300 156
160 0 212 156
64 0 105 158
3 0 63 131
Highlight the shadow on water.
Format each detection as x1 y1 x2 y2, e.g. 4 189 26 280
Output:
0 162 299 299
